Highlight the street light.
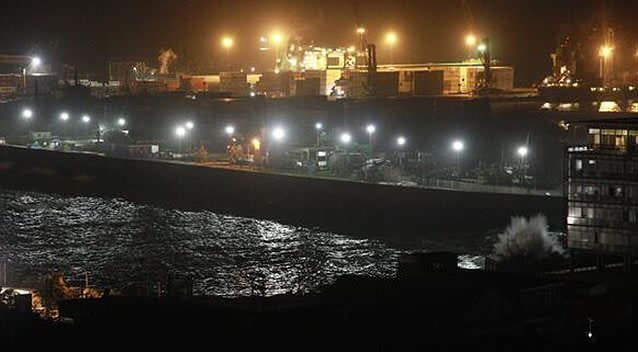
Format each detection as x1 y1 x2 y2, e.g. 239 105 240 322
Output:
21 108 33 119
517 145 529 185
465 34 477 47
175 126 186 137
82 115 91 123
599 45 613 86
366 124 376 152
221 36 234 50
397 136 406 146
185 121 194 130
271 126 285 142
117 118 126 127
225 125 235 136
315 122 323 146
385 32 398 65
452 139 464 152
452 139 464 177
340 132 352 145
31 57 41 70
477 43 487 53
356 27 366 35
271 32 284 70
60 112 69 121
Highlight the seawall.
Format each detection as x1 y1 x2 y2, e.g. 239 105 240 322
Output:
0 145 566 239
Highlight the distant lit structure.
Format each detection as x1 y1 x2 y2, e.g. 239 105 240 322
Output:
566 118 638 269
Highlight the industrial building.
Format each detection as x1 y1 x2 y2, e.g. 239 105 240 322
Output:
566 118 638 266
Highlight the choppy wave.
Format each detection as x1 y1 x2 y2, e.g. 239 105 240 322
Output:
0 189 504 296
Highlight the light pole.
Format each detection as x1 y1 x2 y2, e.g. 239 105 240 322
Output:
271 32 284 70
315 122 323 147
452 139 464 178
517 145 529 185
366 124 376 154
185 121 194 152
356 27 366 52
60 112 69 138
397 136 406 168
465 34 477 58
599 45 613 87
385 32 398 66
23 57 41 95
221 36 234 71
175 126 186 153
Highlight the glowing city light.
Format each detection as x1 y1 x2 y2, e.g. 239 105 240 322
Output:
251 138 261 151
340 132 352 144
315 122 323 130
31 57 41 67
221 36 234 49
452 140 465 152
517 146 529 158
356 27 366 35
117 118 126 126
175 126 186 137
599 45 613 58
397 136 406 146
477 43 487 53
385 32 398 46
271 126 286 141
21 108 33 119
225 125 235 136
60 112 69 121
465 34 477 47
271 33 283 45
185 121 194 130
82 115 91 123
366 124 376 135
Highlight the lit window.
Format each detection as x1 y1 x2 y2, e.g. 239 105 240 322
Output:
586 208 595 219
575 160 583 170
588 159 596 165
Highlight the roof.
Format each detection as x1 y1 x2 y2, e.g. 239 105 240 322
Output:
567 116 638 129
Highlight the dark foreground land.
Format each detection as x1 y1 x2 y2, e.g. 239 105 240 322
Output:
2 255 636 348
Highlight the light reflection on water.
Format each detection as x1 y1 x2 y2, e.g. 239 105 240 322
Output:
0 189 406 296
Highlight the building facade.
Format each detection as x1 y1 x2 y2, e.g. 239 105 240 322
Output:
567 118 638 261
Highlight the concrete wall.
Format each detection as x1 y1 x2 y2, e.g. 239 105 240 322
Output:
0 145 567 239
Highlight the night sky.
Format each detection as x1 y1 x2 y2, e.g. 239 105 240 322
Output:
2 0 638 85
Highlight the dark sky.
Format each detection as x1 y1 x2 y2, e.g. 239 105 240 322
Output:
2 0 638 85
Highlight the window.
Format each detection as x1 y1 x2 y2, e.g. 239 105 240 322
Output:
569 207 583 217
588 159 596 165
586 208 595 219
575 159 583 170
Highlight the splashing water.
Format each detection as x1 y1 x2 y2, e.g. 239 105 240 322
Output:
492 214 565 262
